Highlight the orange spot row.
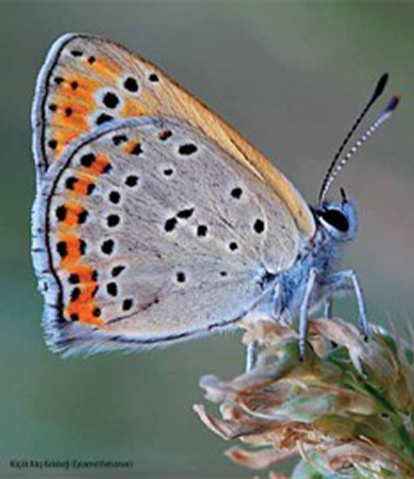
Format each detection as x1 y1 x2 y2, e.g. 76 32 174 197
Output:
52 139 114 327
49 74 102 162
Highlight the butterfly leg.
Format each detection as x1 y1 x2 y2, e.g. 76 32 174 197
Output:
246 341 258 372
324 292 343 350
323 295 334 318
245 282 285 372
323 269 370 340
299 268 317 359
323 294 341 350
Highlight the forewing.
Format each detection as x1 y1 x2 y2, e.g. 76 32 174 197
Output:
32 33 315 237
32 118 302 355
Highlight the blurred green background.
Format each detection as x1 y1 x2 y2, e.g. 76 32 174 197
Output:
1 1 414 478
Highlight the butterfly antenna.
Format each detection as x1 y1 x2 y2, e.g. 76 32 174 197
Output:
319 93 401 203
318 73 389 204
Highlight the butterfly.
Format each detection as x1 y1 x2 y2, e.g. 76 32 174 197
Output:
31 33 399 361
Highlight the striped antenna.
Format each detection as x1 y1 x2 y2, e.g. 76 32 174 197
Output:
319 93 400 203
318 74 389 204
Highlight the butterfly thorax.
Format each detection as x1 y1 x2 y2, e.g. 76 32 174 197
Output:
268 198 358 324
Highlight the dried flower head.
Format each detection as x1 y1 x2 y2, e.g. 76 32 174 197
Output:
194 318 414 478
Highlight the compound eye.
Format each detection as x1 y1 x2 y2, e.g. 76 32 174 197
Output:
321 208 349 232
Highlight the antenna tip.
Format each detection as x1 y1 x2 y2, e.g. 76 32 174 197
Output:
373 73 389 99
386 94 401 113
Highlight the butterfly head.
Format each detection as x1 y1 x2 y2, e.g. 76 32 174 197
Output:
313 189 358 243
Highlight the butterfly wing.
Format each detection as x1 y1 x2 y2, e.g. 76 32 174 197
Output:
32 33 315 237
33 117 304 355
